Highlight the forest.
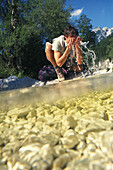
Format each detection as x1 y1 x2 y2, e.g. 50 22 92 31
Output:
0 0 113 79
95 33 113 63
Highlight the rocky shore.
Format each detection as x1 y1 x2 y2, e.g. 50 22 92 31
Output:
0 69 112 92
0 88 113 169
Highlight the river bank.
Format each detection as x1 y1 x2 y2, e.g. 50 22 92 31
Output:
0 69 112 92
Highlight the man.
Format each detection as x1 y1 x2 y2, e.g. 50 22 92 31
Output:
45 26 83 81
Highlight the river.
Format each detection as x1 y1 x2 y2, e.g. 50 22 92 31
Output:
0 72 113 170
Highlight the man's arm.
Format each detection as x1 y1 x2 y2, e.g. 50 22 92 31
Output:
54 43 72 67
76 37 83 65
54 50 69 67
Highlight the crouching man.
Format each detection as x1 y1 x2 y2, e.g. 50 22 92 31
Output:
45 25 83 81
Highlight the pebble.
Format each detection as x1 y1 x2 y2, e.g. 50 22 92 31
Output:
0 88 113 169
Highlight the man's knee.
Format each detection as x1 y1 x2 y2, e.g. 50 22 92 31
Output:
45 43 52 54
45 43 54 62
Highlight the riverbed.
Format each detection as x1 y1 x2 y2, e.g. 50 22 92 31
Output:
0 73 113 170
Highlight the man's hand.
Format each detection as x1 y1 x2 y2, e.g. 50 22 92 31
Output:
67 37 76 52
76 37 82 47
67 41 72 52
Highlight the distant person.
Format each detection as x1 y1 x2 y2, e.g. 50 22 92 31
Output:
45 26 83 81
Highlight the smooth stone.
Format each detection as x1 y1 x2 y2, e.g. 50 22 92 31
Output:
26 110 37 119
39 144 56 158
82 149 105 161
62 116 77 129
99 93 111 100
65 158 91 170
32 159 51 170
7 107 32 118
54 145 66 157
86 143 97 152
85 119 112 134
19 143 41 163
86 132 100 145
53 153 71 168
89 160 105 170
100 130 113 158
66 149 80 159
76 141 86 152
21 135 41 145
60 129 79 149
12 161 31 170
83 143 98 159
39 132 59 146
29 154 41 165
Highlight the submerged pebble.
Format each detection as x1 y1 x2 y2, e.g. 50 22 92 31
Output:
0 89 113 169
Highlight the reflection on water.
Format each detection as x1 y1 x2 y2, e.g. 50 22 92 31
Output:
0 72 113 111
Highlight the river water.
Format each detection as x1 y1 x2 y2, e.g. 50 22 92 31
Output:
0 72 113 170
0 72 113 110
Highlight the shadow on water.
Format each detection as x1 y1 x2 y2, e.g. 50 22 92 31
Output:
0 72 113 111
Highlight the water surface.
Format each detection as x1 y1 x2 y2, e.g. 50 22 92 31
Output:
0 72 113 110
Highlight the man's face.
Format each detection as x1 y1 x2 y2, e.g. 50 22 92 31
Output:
65 34 77 45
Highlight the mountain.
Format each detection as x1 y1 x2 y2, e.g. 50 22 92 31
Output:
92 27 113 43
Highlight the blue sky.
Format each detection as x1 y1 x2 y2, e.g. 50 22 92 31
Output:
66 0 113 29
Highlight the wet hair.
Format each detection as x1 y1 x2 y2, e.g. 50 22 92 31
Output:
64 26 79 37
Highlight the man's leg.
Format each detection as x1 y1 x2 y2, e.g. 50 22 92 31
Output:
45 43 65 81
45 43 57 67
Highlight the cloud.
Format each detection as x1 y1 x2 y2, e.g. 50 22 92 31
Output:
71 8 83 17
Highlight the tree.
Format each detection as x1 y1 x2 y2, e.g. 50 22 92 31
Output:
95 33 113 62
0 0 71 78
74 14 96 49
26 0 71 41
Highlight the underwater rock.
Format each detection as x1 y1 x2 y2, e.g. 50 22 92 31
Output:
62 115 77 130
54 145 66 157
76 141 86 153
0 89 113 169
7 107 33 118
100 130 113 159
53 153 71 169
60 129 79 149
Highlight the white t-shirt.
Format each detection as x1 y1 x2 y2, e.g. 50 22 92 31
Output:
52 35 67 55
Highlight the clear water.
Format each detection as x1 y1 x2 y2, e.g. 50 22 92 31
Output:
0 72 113 111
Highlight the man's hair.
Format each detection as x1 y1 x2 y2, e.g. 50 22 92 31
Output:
64 26 79 37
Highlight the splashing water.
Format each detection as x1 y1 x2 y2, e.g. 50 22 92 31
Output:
80 41 96 71
68 41 96 77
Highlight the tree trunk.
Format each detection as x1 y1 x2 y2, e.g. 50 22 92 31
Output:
11 0 17 30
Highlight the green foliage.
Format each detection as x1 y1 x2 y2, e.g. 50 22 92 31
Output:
74 14 96 49
95 33 113 62
17 70 24 79
0 0 70 79
0 54 16 78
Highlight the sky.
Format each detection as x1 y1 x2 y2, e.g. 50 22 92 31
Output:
66 0 113 29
